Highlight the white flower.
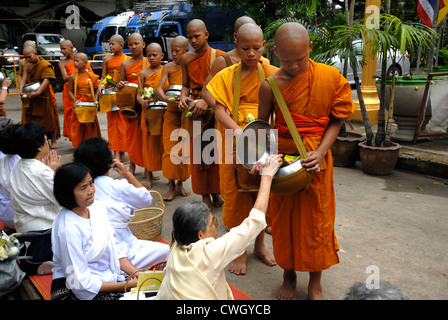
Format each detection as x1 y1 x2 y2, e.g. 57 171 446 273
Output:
7 246 19 257
0 246 8 261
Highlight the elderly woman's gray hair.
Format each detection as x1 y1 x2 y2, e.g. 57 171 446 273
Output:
342 281 408 300
172 200 211 246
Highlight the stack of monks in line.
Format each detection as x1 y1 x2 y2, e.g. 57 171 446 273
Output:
11 15 354 300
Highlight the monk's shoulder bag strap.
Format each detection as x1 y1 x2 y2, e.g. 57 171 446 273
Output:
266 75 309 160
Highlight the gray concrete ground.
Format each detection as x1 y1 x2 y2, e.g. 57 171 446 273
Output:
3 91 448 300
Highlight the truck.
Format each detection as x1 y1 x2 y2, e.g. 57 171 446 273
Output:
137 2 243 59
101 11 135 55
84 16 115 59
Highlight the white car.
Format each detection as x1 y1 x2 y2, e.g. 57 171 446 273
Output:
21 33 77 58
330 40 411 85
0 39 21 68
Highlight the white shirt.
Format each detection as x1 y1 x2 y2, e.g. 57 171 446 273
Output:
156 208 267 300
93 175 152 259
0 152 20 224
51 200 126 300
10 158 61 232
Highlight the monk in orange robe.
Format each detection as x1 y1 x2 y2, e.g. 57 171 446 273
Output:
257 23 354 300
206 24 279 276
179 19 225 210
20 46 61 148
67 53 101 149
156 35 191 201
98 34 129 162
136 43 168 189
117 33 149 174
59 40 93 143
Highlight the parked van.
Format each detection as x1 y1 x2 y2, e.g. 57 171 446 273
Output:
122 13 149 54
85 16 115 59
101 11 135 54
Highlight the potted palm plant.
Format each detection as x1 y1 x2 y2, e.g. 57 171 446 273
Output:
320 13 436 175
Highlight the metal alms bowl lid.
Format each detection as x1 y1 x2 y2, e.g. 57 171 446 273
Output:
0 72 6 84
102 87 116 95
235 120 277 170
148 101 167 109
76 102 97 107
22 82 41 93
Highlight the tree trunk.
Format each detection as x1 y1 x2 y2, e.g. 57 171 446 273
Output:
353 63 374 145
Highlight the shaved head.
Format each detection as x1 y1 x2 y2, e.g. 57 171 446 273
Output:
274 22 309 46
22 45 37 54
128 33 144 43
75 52 88 62
187 19 207 32
146 42 163 52
110 34 124 44
234 16 257 33
236 23 263 42
60 39 73 47
24 40 36 48
172 35 189 48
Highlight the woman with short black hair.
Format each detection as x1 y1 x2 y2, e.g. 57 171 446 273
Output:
73 137 169 272
9 122 61 233
51 162 139 300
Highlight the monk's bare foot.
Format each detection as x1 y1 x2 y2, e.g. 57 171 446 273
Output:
277 269 297 300
254 246 276 267
150 172 161 181
308 271 324 300
211 193 224 208
175 181 190 197
163 181 176 201
51 141 59 149
229 252 247 275
129 162 136 175
119 152 128 163
202 194 213 211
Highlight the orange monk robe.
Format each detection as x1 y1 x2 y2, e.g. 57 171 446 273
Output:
23 56 61 138
187 47 225 195
162 65 190 181
62 60 92 140
71 71 101 149
123 58 149 168
206 60 278 229
269 60 354 272
105 54 129 152
140 67 168 172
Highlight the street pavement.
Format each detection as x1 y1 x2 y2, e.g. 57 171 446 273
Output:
2 92 448 300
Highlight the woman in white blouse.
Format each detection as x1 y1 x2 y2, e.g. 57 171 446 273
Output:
73 137 169 272
52 162 139 300
9 122 61 233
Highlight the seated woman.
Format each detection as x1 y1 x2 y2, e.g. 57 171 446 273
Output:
51 162 139 300
156 154 283 300
9 122 61 233
73 137 169 271
0 118 20 232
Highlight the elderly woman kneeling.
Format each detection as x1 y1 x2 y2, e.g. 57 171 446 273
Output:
156 154 282 300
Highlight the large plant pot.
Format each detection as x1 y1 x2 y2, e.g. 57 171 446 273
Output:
330 132 366 167
358 141 401 175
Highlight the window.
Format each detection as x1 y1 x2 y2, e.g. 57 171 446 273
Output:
101 26 117 43
37 35 63 45
159 25 179 37
0 40 13 50
85 30 99 47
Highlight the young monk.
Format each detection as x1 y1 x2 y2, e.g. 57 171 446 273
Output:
206 24 278 276
178 19 225 210
59 40 93 143
136 43 168 189
67 53 101 149
156 35 191 201
98 34 129 162
116 33 148 175
19 46 60 148
257 22 355 300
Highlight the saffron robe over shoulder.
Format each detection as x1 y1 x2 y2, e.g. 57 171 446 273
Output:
63 60 92 140
162 65 190 181
123 58 149 168
141 67 168 172
71 71 101 149
23 56 60 138
105 54 129 152
269 60 354 272
186 47 225 195
206 60 278 229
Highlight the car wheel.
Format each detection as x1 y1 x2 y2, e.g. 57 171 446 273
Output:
387 64 402 77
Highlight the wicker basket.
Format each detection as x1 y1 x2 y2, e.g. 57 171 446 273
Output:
129 190 165 241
